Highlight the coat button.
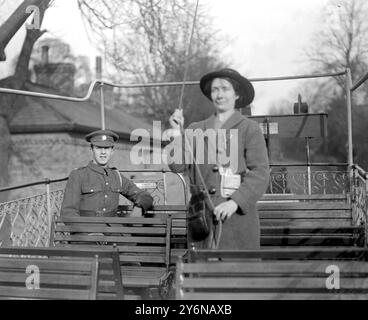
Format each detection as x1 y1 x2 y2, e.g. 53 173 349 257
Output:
209 187 216 195
212 165 219 172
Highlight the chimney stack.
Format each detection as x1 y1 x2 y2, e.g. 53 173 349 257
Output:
96 56 102 78
41 45 49 65
34 45 76 94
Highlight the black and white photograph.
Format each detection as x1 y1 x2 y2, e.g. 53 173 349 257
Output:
0 0 367 307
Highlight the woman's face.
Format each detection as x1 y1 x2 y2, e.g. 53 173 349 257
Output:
210 78 239 113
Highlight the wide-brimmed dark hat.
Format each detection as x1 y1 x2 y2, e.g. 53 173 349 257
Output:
199 68 255 108
85 129 119 147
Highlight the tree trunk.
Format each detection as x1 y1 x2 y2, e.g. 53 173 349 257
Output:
0 0 50 199
0 0 46 61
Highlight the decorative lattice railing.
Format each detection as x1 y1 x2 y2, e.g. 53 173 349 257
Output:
268 169 350 195
0 171 187 248
351 165 368 230
0 166 364 248
0 189 64 247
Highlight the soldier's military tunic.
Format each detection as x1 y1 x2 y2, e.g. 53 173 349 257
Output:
60 161 153 217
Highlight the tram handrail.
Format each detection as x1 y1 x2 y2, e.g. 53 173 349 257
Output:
351 71 368 92
0 71 346 102
0 177 67 193
352 164 368 180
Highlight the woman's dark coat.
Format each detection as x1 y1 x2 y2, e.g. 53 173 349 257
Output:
169 110 270 249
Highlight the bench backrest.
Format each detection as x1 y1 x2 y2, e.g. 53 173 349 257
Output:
120 194 359 251
52 215 172 268
0 246 123 300
257 193 363 246
258 193 352 227
177 248 368 300
0 253 99 299
119 205 187 262
52 215 173 299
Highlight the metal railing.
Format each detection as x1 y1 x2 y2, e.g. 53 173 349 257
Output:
0 178 66 247
269 163 349 195
349 69 368 229
0 71 346 130
0 165 352 248
351 165 368 238
0 170 187 247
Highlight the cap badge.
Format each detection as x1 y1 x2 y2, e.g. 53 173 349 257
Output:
102 135 107 141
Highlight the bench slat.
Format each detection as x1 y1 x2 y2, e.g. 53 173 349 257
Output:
57 216 167 224
56 226 166 234
178 292 367 300
0 273 93 286
260 211 352 219
260 220 353 227
119 255 165 263
261 236 356 246
0 286 91 300
188 248 368 261
261 226 360 234
181 261 368 273
257 202 351 210
260 194 349 201
181 277 368 289
55 235 167 244
0 257 93 272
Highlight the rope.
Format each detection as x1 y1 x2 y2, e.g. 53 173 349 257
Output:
178 0 200 111
176 0 222 249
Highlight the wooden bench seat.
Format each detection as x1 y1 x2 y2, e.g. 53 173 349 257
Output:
119 205 188 262
176 248 368 300
258 193 364 247
0 246 123 300
120 193 364 256
52 215 173 299
0 252 99 300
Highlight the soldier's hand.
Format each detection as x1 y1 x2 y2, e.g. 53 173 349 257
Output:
169 109 184 129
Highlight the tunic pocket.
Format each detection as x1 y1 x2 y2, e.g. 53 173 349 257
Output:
81 185 102 195
111 187 122 193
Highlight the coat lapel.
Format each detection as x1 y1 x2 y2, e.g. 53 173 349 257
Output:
203 110 246 130
220 110 246 130
203 113 217 130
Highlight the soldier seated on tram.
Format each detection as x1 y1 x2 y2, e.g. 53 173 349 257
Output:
60 129 153 218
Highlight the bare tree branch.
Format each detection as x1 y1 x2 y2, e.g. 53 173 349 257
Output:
77 0 226 125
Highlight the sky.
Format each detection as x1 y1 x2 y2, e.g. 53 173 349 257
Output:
0 0 332 115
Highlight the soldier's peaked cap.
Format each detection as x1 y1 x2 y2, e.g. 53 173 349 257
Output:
85 129 119 147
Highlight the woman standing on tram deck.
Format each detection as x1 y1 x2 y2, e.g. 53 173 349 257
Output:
167 68 270 249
